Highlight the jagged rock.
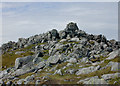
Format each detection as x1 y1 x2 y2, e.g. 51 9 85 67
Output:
17 79 24 84
35 80 41 84
54 69 63 75
65 69 76 74
107 62 120 71
15 55 34 69
0 70 8 79
59 30 67 39
77 76 98 84
66 63 73 67
14 69 32 77
101 73 120 80
24 75 35 82
6 81 12 85
33 52 44 64
69 37 80 42
60 39 67 42
0 80 5 85
47 54 65 65
35 52 44 57
35 61 46 69
42 76 49 80
15 51 25 55
106 49 119 60
76 65 100 75
85 77 108 84
33 57 43 64
49 29 60 40
80 57 88 63
65 22 79 32
67 58 77 63
77 76 108 84
49 65 58 72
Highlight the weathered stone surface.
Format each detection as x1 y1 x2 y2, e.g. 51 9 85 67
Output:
69 38 80 42
35 80 41 84
67 58 77 63
6 81 12 85
17 79 24 84
0 70 8 79
77 76 108 84
76 65 100 75
35 61 46 69
24 75 35 82
106 49 119 60
65 22 79 32
86 77 108 84
107 62 120 71
65 69 76 74
54 69 63 75
101 73 120 80
66 63 73 67
47 54 65 65
60 39 67 43
80 57 88 63
15 56 34 69
33 57 44 64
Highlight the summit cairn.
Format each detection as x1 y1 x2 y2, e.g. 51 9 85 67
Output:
65 22 79 32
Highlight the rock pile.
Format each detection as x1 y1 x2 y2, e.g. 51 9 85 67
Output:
0 22 120 85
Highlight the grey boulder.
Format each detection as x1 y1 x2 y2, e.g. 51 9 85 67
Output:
107 62 120 71
67 58 77 63
101 73 120 80
76 65 100 75
15 55 34 69
47 54 65 65
106 49 119 60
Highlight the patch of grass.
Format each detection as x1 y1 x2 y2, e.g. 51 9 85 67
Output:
37 42 46 46
111 56 120 62
108 77 120 84
56 62 68 70
90 57 100 63
17 72 33 79
2 51 34 70
99 56 108 61
89 40 95 45
42 55 49 60
43 50 49 54
63 63 79 71
49 74 78 84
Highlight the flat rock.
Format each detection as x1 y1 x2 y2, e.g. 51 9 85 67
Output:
101 73 120 80
76 65 100 75
106 49 119 60
67 58 77 63
107 61 120 71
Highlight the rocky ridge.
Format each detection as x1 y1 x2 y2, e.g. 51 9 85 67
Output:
0 22 120 85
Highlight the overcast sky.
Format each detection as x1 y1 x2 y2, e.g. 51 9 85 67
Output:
0 2 118 46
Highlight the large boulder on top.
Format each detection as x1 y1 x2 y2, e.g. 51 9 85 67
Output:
65 22 79 32
49 29 60 40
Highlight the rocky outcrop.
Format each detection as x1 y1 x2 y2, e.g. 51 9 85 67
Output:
0 22 120 85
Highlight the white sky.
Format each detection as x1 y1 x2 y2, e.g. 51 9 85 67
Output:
0 1 119 46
